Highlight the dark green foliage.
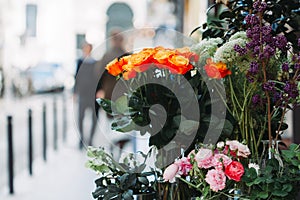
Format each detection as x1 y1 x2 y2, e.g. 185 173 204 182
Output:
242 144 300 199
195 0 300 51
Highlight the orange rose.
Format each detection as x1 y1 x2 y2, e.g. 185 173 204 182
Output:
176 47 199 63
129 51 152 66
106 58 123 76
122 63 135 72
204 58 231 79
153 49 175 65
168 55 192 74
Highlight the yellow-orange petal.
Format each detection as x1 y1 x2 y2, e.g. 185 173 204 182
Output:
105 58 122 76
153 49 175 64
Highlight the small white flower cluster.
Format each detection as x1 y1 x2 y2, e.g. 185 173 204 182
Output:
248 163 260 175
229 31 248 41
214 38 247 64
191 38 223 61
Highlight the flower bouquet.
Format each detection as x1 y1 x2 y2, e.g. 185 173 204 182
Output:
87 0 300 199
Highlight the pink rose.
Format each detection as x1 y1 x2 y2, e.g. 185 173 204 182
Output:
212 153 232 170
175 157 192 176
225 140 251 158
237 143 251 158
195 148 214 169
205 169 226 192
163 164 179 183
225 140 240 151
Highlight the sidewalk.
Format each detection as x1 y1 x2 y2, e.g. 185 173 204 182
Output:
0 143 97 200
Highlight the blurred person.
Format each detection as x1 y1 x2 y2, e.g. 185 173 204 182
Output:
74 42 98 149
96 29 127 102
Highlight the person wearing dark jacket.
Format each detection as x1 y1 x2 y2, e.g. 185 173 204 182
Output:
74 42 98 149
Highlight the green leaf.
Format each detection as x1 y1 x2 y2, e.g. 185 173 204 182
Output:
115 96 129 114
257 191 269 199
138 177 149 186
107 185 122 193
272 190 288 197
122 190 134 200
282 184 293 193
96 98 116 114
92 187 107 198
111 117 135 132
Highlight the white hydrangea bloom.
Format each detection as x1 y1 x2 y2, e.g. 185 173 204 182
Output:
229 31 248 41
214 38 247 64
191 38 223 58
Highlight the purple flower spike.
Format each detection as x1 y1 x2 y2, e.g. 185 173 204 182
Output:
253 1 267 12
234 44 247 55
275 35 288 51
284 82 299 98
263 81 275 92
249 61 259 74
252 94 261 105
281 63 289 72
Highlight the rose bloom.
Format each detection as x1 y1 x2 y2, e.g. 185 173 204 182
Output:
204 58 231 79
212 153 232 170
163 163 179 183
195 148 214 169
226 140 251 158
168 55 192 74
205 169 226 192
174 157 192 176
225 161 245 182
129 51 152 66
106 58 123 76
153 49 175 65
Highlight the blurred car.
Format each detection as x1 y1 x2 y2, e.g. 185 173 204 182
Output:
12 62 74 96
26 62 66 93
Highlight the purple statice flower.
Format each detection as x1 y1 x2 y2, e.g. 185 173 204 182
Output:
253 1 267 12
245 15 259 25
234 44 247 55
281 63 289 72
252 94 261 105
260 45 275 59
262 25 272 36
253 45 260 56
295 63 300 70
284 82 299 98
249 61 259 74
262 81 275 92
275 35 288 52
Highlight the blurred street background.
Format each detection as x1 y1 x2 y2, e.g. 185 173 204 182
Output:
0 0 297 199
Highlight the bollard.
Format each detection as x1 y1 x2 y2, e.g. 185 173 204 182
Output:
7 116 14 194
42 103 47 161
62 93 67 142
53 97 58 151
28 109 33 175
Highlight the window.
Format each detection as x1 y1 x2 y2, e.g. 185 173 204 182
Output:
26 4 37 37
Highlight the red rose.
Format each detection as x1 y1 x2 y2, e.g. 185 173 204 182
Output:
225 161 244 182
